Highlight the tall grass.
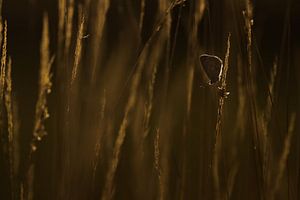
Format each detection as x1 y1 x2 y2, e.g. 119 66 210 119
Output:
0 0 299 199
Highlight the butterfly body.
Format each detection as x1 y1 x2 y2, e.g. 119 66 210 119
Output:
199 54 223 85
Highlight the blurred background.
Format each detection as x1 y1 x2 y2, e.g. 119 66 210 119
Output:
0 0 300 199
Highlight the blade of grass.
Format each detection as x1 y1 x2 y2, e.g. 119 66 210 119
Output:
244 1 265 197
212 33 231 200
25 14 53 200
0 21 7 108
71 7 85 86
89 0 110 82
64 0 74 57
270 114 296 200
154 129 163 200
5 58 15 200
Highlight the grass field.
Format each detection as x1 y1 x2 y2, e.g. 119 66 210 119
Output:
0 0 299 199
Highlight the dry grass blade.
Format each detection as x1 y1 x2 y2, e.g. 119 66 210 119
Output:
32 14 52 145
5 58 15 199
212 33 231 200
261 58 278 191
154 129 164 200
5 57 13 152
244 1 264 197
265 58 278 124
0 21 7 152
270 114 296 200
143 64 157 139
71 9 85 85
25 13 53 200
0 21 7 107
221 34 231 89
92 89 106 181
260 59 278 144
58 0 66 54
245 0 253 76
90 0 110 81
139 0 145 33
65 0 74 56
0 0 3 46
0 20 16 199
30 13 52 151
186 56 194 117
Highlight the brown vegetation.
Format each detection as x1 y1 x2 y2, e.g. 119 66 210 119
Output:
0 0 299 199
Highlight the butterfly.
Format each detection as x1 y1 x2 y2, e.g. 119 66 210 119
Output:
199 54 223 85
199 54 230 98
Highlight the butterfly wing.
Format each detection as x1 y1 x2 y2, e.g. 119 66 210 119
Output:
199 54 223 85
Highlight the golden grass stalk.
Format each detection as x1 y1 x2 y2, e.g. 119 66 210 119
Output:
90 0 110 82
0 21 7 107
220 35 231 89
71 8 85 85
5 58 15 199
58 0 66 53
270 114 296 200
64 0 74 57
212 33 231 200
5 57 13 158
154 129 164 200
92 89 106 181
0 0 3 46
139 0 145 33
245 0 253 76
0 21 7 151
261 58 278 191
186 62 194 117
32 13 52 144
143 64 157 139
31 13 52 154
264 58 278 126
244 1 265 197
25 13 53 200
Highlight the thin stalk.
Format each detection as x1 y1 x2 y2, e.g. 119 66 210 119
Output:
212 33 231 200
